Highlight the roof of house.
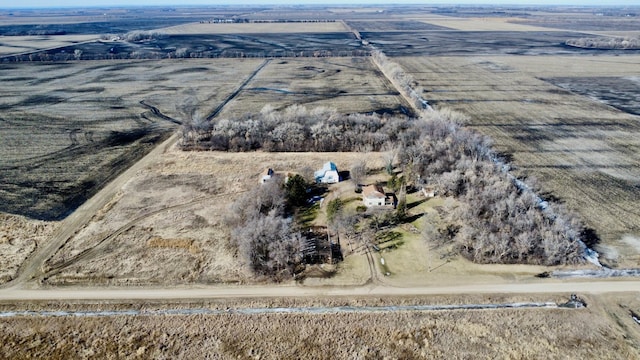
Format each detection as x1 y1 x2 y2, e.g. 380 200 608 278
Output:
314 161 338 178
362 184 386 199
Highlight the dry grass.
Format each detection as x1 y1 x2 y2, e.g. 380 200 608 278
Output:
43 146 390 286
397 55 640 267
0 293 638 359
415 16 556 32
219 57 408 117
0 213 55 284
161 21 348 35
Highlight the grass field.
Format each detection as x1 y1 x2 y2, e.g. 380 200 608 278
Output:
397 55 640 267
1 293 638 359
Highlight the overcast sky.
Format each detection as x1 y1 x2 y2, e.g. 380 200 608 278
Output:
1 0 639 9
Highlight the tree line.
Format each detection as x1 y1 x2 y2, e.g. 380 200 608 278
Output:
566 36 640 50
180 104 412 152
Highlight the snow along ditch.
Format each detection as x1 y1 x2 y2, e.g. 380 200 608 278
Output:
492 157 602 267
0 301 574 318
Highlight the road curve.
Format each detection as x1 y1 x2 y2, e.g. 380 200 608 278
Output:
1 280 639 301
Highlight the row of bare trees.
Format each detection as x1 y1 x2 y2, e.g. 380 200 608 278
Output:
371 50 429 110
180 104 412 152
566 36 640 50
3 49 370 63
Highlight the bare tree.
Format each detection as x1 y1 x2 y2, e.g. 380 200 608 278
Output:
349 159 367 191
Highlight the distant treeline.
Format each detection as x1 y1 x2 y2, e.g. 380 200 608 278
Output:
203 19 337 24
2 49 369 63
566 36 640 50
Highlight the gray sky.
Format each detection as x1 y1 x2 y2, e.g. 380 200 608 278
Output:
1 1 639 9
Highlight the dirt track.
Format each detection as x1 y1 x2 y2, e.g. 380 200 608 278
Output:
3 133 180 289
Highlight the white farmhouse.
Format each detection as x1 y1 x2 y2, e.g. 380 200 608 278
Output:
363 184 394 207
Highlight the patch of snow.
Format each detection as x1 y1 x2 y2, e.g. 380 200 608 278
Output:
552 267 640 279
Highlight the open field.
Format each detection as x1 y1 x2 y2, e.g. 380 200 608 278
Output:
0 293 639 359
415 16 558 32
0 59 263 220
345 19 450 32
28 32 364 61
363 30 640 57
220 57 410 116
397 55 640 267
512 12 640 32
0 214 55 284
0 34 97 56
161 21 348 34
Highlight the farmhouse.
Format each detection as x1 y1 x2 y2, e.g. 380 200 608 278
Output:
362 184 394 207
314 162 340 184
260 168 275 184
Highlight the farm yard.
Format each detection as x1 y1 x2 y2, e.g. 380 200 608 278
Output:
40 149 387 286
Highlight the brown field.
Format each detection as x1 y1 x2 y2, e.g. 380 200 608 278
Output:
219 57 410 116
397 55 640 267
161 21 348 34
417 16 559 32
0 35 98 56
0 213 55 284
1 293 639 359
